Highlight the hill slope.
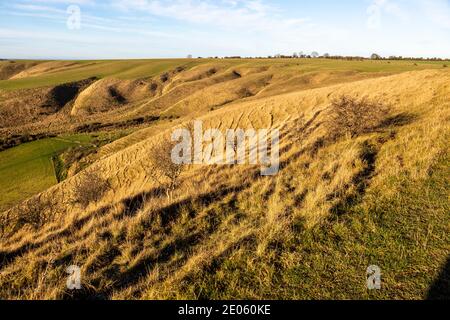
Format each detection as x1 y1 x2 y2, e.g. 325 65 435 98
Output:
0 60 448 300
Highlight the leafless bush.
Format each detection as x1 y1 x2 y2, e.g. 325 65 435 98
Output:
144 133 187 201
0 197 56 237
72 171 111 208
160 73 169 82
21 197 56 228
327 95 389 138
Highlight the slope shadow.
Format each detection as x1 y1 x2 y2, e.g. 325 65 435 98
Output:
62 180 254 300
427 255 450 300
376 112 417 130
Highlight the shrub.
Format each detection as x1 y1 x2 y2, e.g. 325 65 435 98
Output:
160 73 169 82
150 83 158 91
327 95 389 138
20 197 55 228
72 171 111 208
144 134 187 200
0 197 56 237
237 87 254 98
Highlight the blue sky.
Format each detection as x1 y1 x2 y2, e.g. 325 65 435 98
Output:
0 0 449 59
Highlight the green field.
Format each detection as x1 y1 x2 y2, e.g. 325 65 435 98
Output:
0 135 92 211
0 59 202 91
0 58 448 91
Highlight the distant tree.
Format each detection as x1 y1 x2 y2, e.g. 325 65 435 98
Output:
323 53 330 58
371 53 381 60
187 54 193 59
311 51 319 58
293 52 299 58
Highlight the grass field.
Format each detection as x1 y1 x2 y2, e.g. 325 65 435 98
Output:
0 59 448 300
185 155 449 300
0 58 448 91
0 135 92 211
0 59 202 90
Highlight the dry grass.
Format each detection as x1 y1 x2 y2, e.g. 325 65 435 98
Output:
0 67 448 300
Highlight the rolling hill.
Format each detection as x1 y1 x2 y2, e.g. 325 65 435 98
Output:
0 58 448 300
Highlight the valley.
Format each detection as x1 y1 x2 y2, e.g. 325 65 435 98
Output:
0 58 448 300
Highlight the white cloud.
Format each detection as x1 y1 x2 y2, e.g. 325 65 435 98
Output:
111 0 305 32
107 0 343 56
366 0 408 30
418 0 450 29
1 0 449 59
21 0 95 4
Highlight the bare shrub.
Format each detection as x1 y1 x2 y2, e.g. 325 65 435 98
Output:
144 133 187 200
0 197 56 237
20 197 56 228
237 87 254 98
160 73 169 82
72 171 111 208
327 95 389 138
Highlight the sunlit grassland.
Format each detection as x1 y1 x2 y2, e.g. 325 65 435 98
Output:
0 59 448 300
0 59 202 91
0 58 448 91
0 135 92 211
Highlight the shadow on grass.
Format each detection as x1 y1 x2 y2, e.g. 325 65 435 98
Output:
427 255 450 300
62 180 253 300
376 112 417 129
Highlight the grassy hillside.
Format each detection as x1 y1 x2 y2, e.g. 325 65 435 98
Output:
0 58 448 91
0 59 448 300
0 59 201 91
1 58 448 141
0 135 92 211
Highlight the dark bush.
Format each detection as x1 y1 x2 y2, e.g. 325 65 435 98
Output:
72 171 111 208
0 197 56 237
327 95 389 138
160 73 169 82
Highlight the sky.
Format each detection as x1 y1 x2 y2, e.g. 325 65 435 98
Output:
0 0 449 59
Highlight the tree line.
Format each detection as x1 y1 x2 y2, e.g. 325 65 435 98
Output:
188 53 448 61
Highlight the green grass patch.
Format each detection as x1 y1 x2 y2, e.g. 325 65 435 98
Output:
0 59 202 91
55 130 131 181
0 135 92 211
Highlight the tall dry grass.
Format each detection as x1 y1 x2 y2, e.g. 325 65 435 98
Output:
0 69 449 299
